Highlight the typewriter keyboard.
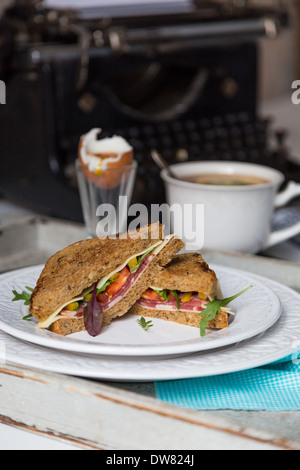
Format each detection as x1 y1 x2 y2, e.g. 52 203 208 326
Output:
115 112 300 207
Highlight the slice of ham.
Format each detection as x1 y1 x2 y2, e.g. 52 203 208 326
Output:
137 294 208 313
60 302 87 319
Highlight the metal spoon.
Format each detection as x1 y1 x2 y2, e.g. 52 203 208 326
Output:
151 149 179 180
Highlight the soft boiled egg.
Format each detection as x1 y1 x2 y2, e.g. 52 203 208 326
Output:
78 128 134 189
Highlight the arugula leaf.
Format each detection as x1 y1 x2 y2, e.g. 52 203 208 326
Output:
130 248 153 274
137 317 153 331
199 286 253 337
12 287 33 306
153 289 169 302
170 290 180 310
12 287 34 321
23 313 34 321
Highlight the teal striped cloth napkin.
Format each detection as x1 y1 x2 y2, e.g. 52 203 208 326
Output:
155 354 300 411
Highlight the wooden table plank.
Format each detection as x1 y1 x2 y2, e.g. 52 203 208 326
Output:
0 363 296 450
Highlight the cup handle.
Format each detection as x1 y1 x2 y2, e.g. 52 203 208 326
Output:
274 181 300 208
264 181 300 249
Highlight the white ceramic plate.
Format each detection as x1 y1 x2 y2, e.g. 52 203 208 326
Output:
0 274 298 381
0 264 281 357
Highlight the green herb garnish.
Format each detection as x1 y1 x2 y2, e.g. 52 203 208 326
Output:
12 287 34 306
137 317 154 331
130 248 153 274
170 290 180 310
12 287 34 321
153 288 169 302
199 286 253 337
23 313 34 321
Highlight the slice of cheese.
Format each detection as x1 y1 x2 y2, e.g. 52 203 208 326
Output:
152 233 176 255
36 235 176 330
36 295 85 330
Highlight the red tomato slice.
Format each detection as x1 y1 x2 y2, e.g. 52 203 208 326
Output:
106 267 131 298
141 289 163 302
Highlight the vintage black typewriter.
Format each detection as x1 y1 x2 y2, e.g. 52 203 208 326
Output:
0 0 296 222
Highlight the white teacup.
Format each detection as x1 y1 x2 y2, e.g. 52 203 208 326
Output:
161 161 300 254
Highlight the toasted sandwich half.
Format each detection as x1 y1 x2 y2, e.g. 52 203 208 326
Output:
29 223 184 336
130 253 229 330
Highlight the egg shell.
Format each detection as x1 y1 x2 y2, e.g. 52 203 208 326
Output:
78 138 134 190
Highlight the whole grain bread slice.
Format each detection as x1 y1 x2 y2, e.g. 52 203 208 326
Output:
151 252 218 297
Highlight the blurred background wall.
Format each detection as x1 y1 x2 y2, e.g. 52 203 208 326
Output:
258 0 299 101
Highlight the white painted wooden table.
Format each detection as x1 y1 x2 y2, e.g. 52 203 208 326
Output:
1 216 300 450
